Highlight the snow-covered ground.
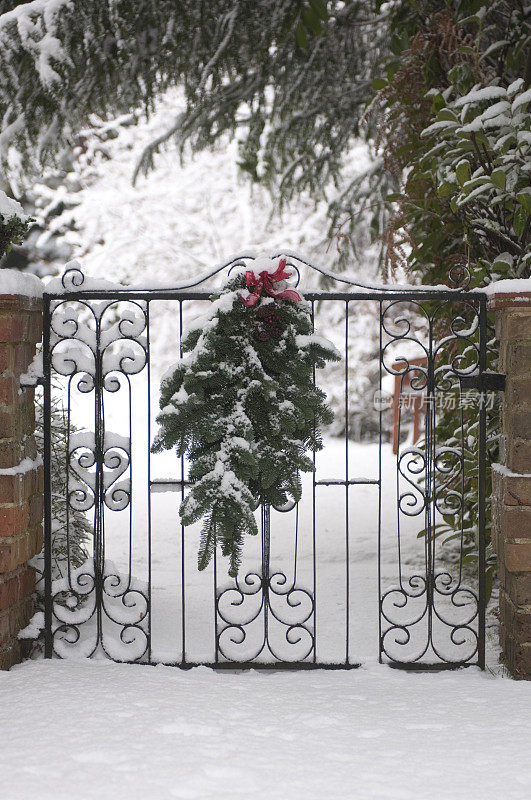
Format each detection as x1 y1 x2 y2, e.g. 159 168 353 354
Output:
2 657 530 800
3 439 519 800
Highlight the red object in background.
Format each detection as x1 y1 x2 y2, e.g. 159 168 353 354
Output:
391 356 428 455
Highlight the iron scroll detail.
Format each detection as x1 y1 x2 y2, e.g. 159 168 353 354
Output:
378 295 485 667
216 505 315 664
45 275 150 661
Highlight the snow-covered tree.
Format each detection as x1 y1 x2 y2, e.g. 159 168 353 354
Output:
33 390 92 578
365 0 530 285
363 0 530 596
1 1 528 278
420 79 531 281
1 112 138 275
0 2 388 225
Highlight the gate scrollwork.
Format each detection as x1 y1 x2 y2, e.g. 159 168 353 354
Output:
379 297 484 667
41 258 487 669
47 269 149 661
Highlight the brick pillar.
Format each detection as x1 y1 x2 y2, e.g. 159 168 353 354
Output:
490 290 531 679
0 293 43 670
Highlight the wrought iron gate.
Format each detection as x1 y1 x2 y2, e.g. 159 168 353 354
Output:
39 256 489 669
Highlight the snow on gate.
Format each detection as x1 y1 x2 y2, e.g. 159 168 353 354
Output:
38 256 489 670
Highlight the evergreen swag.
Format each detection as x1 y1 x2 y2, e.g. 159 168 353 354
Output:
152 258 340 576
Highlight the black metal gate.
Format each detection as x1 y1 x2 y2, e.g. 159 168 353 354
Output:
40 256 489 670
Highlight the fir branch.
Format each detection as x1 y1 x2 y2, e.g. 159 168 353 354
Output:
198 512 217 572
198 3 240 93
132 112 186 185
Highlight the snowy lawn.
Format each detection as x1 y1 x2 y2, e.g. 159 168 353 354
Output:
1 658 531 800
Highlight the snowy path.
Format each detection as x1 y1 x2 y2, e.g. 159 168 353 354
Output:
1 659 530 800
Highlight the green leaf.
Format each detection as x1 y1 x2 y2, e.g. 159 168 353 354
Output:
301 6 322 36
458 13 483 25
432 94 445 112
450 197 459 214
437 108 458 122
309 0 328 21
517 188 531 213
490 169 506 190
386 61 399 81
456 159 471 187
389 32 406 56
513 205 527 238
295 22 308 49
437 181 453 198
372 78 387 91
442 533 463 544
492 252 513 272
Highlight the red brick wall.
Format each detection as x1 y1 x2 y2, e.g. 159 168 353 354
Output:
490 291 531 679
0 294 43 670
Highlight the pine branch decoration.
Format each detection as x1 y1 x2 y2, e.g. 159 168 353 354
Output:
152 257 340 576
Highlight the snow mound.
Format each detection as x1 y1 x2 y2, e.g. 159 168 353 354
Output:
0 188 28 221
483 277 531 296
0 268 43 298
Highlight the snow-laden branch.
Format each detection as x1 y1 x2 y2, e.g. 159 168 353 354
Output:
0 0 70 86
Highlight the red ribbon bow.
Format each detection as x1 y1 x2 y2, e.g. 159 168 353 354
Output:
240 259 302 307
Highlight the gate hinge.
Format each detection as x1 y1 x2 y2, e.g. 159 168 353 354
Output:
459 372 505 392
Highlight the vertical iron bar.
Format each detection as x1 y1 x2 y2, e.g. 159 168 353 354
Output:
65 379 72 586
293 503 299 585
311 299 317 663
181 474 186 659
179 301 186 664
377 301 383 663
94 312 104 651
146 301 152 663
395 376 404 584
262 504 271 648
126 379 133 588
345 301 350 664
43 297 53 658
426 313 435 654
262 504 271 584
478 297 487 669
214 533 218 664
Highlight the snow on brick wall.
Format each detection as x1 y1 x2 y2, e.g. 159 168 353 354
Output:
0 269 43 298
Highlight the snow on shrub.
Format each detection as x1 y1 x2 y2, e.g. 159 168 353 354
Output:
421 79 530 280
0 188 31 259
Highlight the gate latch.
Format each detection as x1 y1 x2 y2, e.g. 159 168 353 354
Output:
459 372 506 392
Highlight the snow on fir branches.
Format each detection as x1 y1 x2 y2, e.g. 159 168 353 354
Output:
152 257 340 576
0 189 31 260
